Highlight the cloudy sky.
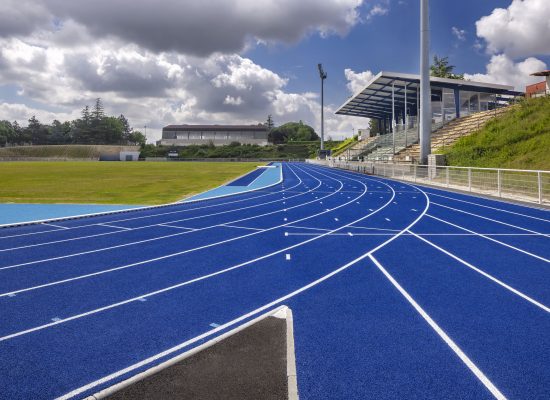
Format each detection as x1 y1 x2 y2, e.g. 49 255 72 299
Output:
0 0 549 141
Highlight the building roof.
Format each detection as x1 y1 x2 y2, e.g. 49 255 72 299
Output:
163 124 267 131
531 70 550 77
336 71 522 120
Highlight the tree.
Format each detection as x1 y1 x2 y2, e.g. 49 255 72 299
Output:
266 114 274 129
268 121 319 144
92 98 105 122
368 119 380 136
430 55 464 80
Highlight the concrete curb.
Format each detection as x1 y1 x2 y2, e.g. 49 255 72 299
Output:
82 305 292 400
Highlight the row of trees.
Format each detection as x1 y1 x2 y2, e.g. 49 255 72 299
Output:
266 117 320 144
0 99 146 147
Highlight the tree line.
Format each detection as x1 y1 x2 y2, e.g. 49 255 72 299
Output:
0 99 146 147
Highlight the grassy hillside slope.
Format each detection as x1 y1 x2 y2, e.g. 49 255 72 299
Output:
442 96 550 170
0 145 139 159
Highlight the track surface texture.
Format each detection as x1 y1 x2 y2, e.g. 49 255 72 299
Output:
0 162 548 399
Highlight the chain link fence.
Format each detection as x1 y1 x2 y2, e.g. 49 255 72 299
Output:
307 159 550 205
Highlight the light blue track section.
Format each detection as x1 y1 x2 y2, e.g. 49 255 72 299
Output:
184 163 282 202
0 204 142 225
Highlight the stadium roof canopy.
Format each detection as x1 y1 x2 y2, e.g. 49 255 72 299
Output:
336 71 522 120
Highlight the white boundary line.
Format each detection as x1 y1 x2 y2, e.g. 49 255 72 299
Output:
368 254 507 400
408 230 550 313
432 202 550 237
426 214 549 263
426 192 550 222
55 166 429 400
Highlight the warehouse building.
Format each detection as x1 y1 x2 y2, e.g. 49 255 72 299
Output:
158 124 269 146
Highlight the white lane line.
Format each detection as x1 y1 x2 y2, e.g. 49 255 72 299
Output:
432 202 550 238
0 166 398 340
0 164 300 242
99 223 133 231
55 173 428 400
0 165 324 270
408 230 549 313
368 254 507 400
42 223 69 230
426 191 550 222
349 226 401 233
158 224 195 231
384 218 391 222
285 254 291 260
426 214 550 263
286 226 331 232
0 164 360 295
223 225 263 232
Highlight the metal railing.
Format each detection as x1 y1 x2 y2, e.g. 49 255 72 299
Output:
307 159 550 205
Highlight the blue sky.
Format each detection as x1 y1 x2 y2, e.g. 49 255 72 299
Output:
0 0 549 140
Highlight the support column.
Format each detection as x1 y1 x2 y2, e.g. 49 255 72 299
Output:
392 83 396 155
419 0 431 164
454 88 460 118
404 83 408 147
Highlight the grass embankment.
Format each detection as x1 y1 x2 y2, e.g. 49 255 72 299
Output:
442 96 550 170
0 145 138 159
0 162 261 205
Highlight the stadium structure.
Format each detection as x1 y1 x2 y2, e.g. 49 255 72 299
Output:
527 70 550 98
158 124 269 146
335 71 523 161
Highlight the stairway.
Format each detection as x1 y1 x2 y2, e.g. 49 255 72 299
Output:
394 107 510 163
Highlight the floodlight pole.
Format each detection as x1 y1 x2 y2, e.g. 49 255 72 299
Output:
419 0 431 164
318 64 327 151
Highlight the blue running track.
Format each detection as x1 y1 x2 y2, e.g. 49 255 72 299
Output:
0 162 548 399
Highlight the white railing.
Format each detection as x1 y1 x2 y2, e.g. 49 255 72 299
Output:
307 159 550 205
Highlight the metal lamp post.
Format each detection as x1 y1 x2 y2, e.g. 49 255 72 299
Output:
318 63 327 151
419 0 431 164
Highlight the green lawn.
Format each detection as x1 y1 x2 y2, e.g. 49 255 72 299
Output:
0 162 261 205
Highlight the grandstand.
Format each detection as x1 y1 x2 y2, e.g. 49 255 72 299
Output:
335 71 522 162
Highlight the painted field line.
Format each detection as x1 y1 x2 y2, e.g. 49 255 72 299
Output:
368 254 506 400
0 165 332 272
427 214 550 263
0 164 308 254
408 230 550 313
431 202 550 237
426 192 550 223
223 225 263 231
0 165 366 295
55 171 427 400
0 166 391 339
42 223 69 230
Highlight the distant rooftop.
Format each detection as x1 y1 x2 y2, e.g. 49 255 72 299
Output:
531 70 550 77
163 124 267 131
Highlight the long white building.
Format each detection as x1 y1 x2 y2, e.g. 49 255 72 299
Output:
158 124 269 146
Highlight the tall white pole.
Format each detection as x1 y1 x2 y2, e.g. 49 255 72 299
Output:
321 77 324 150
391 83 395 155
420 0 431 164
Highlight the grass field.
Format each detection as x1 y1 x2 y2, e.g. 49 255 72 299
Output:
0 162 261 205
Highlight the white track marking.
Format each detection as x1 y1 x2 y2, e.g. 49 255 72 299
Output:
426 214 549 263
158 224 194 230
368 254 507 400
426 191 550 222
223 225 262 231
42 223 69 230
408 230 549 313
0 166 399 339
98 223 132 231
55 171 429 400
285 225 331 232
0 164 372 295
432 202 550 237
349 226 401 233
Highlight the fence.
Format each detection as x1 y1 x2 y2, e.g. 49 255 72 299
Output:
307 159 550 205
